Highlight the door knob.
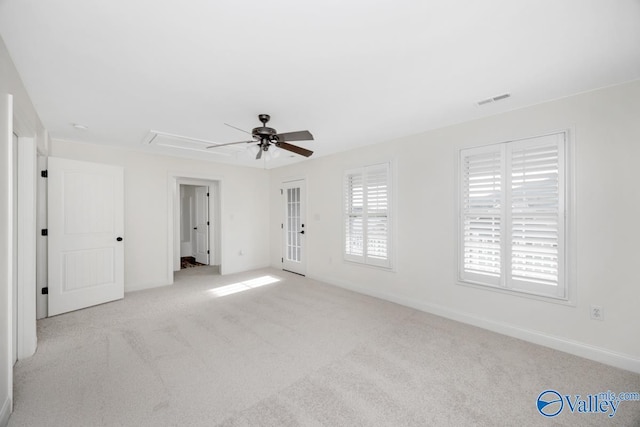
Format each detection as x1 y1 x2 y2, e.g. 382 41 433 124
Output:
116 237 123 242
299 230 305 234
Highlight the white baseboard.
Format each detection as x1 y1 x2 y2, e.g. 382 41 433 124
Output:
0 397 11 427
310 274 640 374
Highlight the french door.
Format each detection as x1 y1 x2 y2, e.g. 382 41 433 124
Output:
282 179 306 275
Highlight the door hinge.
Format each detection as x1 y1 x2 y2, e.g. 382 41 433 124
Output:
207 192 210 197
281 257 283 263
41 170 48 178
41 229 48 236
207 250 210 254
207 221 210 225
281 223 283 229
42 287 48 295
280 189 283 195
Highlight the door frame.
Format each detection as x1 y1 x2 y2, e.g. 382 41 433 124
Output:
16 136 37 358
11 132 17 365
168 172 222 282
36 153 47 320
2 93 41 425
281 177 307 276
12 108 38 360
1 92 13 427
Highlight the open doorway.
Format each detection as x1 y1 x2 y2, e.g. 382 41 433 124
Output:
179 184 209 269
171 177 221 280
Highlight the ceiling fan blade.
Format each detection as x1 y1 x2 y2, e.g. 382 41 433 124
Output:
206 140 255 149
277 142 313 157
256 147 263 160
275 130 314 142
224 123 251 135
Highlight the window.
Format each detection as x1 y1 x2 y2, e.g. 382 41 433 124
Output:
459 131 569 299
344 162 391 268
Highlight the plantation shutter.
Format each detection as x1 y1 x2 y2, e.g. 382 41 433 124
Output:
460 146 503 286
459 131 567 299
365 163 390 267
508 134 565 297
345 170 364 260
344 163 391 267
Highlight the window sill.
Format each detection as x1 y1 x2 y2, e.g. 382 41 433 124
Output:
343 259 396 273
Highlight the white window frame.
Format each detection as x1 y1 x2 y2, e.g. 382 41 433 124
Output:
344 162 392 269
457 131 573 301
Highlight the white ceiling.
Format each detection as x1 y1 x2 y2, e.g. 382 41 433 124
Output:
1 0 639 168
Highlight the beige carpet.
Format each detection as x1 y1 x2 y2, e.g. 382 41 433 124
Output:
9 268 640 426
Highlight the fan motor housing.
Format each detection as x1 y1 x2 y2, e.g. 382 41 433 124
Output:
252 126 277 139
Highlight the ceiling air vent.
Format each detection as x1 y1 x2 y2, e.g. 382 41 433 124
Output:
477 93 511 106
143 130 243 157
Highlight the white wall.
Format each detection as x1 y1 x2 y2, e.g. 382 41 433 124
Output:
269 80 640 372
49 140 271 291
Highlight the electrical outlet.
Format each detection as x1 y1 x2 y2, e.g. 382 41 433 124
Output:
590 305 604 321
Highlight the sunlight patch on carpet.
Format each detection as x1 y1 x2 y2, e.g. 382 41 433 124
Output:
207 275 281 297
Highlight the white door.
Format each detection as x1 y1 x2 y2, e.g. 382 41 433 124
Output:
194 186 209 265
282 180 306 275
48 157 124 316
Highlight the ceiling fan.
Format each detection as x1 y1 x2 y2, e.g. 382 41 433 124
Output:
207 114 314 159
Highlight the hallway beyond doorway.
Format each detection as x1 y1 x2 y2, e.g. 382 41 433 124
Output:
180 256 206 270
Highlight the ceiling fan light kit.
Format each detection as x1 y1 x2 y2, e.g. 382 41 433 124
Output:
207 114 314 160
